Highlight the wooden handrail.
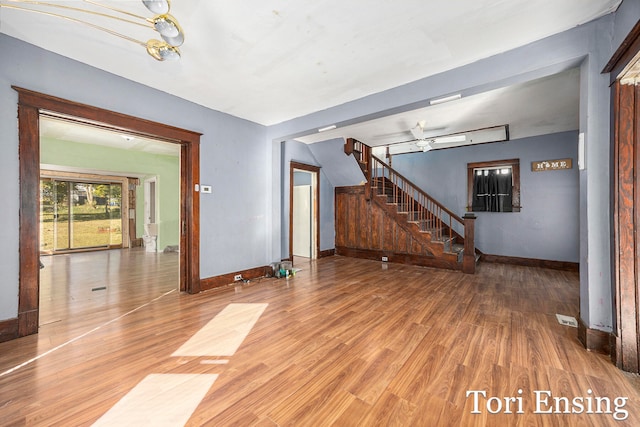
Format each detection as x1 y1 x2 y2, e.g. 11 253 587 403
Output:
351 139 475 272
346 138 372 198
370 155 465 224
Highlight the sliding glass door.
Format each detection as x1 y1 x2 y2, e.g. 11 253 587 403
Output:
40 179 122 253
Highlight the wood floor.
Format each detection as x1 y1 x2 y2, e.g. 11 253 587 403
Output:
1 250 639 426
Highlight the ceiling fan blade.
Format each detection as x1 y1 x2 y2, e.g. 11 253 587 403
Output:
410 123 424 140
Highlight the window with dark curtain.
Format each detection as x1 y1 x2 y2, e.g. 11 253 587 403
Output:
472 168 513 212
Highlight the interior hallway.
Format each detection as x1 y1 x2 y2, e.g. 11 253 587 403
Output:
1 253 639 425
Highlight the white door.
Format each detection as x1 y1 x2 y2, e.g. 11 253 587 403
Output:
293 185 312 257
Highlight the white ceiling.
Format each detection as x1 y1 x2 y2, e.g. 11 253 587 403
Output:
0 0 621 130
298 67 581 148
40 116 181 156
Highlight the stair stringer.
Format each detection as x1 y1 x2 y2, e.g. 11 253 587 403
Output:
334 185 461 271
371 194 459 266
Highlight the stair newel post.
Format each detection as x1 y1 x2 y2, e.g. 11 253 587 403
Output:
344 138 354 156
462 213 477 274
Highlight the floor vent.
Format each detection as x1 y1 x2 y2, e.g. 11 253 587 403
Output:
555 314 578 328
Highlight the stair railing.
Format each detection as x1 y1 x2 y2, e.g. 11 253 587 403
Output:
345 138 372 197
369 154 470 253
346 137 476 272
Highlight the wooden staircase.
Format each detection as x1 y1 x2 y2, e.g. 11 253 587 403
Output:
340 138 478 273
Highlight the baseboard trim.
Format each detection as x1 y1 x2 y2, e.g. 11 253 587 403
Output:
336 246 458 270
577 316 611 355
200 265 271 291
0 317 19 343
318 249 335 258
480 254 579 272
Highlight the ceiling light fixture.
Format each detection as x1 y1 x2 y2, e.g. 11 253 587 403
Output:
429 93 462 105
318 125 337 132
0 0 184 61
432 134 466 144
415 139 433 152
387 124 509 156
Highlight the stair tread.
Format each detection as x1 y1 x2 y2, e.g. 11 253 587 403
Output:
369 168 476 271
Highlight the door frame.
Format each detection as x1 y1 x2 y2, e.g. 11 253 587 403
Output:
604 20 640 372
289 162 320 262
15 87 201 338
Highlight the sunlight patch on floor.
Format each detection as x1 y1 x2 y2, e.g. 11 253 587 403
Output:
172 303 268 357
92 374 218 426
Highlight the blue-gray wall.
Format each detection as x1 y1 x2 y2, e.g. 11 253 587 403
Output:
268 5 640 334
281 140 341 259
391 131 579 262
1 1 639 335
281 138 364 259
0 34 269 321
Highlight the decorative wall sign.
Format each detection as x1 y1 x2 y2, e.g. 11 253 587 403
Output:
531 158 573 172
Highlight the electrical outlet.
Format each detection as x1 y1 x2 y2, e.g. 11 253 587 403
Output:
381 256 388 262
234 274 243 281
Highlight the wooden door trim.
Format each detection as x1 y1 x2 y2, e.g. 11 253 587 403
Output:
607 20 640 372
289 162 320 262
14 87 201 338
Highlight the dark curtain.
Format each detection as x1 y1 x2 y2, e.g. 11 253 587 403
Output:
472 170 512 212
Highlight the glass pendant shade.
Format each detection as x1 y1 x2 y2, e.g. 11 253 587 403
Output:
142 0 170 15
152 14 184 46
0 1 184 61
146 39 180 61
161 32 184 47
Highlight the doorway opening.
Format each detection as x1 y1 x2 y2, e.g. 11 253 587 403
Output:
16 87 201 339
289 162 320 261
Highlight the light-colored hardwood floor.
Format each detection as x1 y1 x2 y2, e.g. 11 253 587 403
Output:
1 250 639 426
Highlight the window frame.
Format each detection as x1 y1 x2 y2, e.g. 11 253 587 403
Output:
467 158 521 213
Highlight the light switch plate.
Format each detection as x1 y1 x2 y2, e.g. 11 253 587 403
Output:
201 185 212 194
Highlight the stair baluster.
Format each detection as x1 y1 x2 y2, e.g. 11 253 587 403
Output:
368 154 475 273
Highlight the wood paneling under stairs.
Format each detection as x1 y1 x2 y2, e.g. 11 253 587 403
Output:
0 251 639 426
336 186 460 270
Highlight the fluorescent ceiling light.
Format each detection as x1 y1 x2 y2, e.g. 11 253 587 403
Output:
429 94 462 105
318 124 337 132
432 134 466 144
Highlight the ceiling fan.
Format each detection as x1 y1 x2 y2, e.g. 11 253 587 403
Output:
409 121 466 152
